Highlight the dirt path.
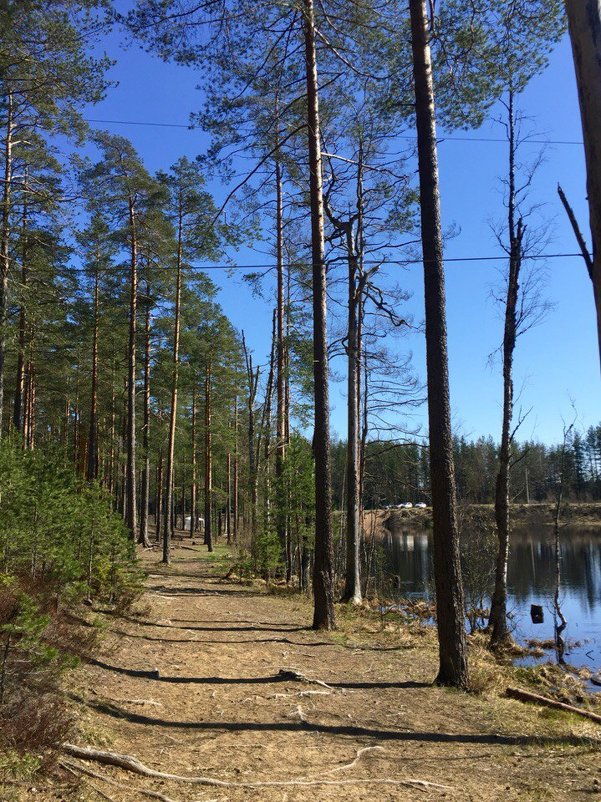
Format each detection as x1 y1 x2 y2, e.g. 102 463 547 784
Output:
63 544 600 802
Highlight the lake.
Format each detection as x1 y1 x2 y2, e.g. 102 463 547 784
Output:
380 520 601 678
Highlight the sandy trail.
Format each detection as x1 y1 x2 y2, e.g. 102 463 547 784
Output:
63 544 600 802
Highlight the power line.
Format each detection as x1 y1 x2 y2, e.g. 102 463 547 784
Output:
85 118 191 129
60 251 585 273
83 117 584 146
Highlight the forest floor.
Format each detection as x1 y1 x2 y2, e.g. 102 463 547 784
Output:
12 542 601 802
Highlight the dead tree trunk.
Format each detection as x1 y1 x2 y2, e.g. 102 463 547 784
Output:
490 91 524 649
565 1 601 367
409 0 468 688
303 0 335 630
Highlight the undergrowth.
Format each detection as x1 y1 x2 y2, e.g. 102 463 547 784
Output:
0 439 142 765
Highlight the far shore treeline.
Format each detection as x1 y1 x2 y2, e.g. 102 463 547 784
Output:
331 426 601 509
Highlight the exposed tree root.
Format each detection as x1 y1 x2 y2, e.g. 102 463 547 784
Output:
61 760 183 802
506 687 601 724
277 667 335 689
325 746 385 773
62 743 453 791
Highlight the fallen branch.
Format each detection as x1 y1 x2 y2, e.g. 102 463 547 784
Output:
277 668 334 689
505 687 601 724
62 744 452 791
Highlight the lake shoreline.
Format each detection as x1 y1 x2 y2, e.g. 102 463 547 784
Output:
377 502 601 533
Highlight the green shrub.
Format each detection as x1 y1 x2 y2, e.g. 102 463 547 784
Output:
0 440 141 757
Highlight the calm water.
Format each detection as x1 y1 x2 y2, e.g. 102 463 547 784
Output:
381 523 601 676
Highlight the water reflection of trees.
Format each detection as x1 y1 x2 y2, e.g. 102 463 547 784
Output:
508 532 601 613
383 524 601 614
382 530 432 596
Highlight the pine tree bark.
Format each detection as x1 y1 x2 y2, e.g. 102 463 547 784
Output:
191 386 197 535
303 0 335 631
138 282 152 547
275 149 288 565
565 0 601 367
86 248 100 482
409 0 468 688
13 167 28 435
155 450 163 541
233 395 239 544
226 451 232 544
163 211 183 563
0 93 14 436
125 198 138 538
204 362 213 552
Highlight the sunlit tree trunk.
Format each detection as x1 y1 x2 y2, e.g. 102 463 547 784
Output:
86 248 100 482
191 386 197 535
303 0 335 630
0 93 14 437
155 450 163 542
275 147 288 567
233 395 239 544
204 362 213 552
163 210 183 563
138 280 152 547
125 197 138 538
13 167 28 435
409 0 468 688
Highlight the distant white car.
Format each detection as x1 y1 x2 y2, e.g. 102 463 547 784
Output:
414 502 427 509
184 515 204 530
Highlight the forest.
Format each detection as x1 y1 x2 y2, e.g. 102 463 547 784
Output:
1 1 601 799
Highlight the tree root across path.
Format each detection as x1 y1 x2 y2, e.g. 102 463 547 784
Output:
62 743 454 792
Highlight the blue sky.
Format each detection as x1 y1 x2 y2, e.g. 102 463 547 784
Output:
81 17 598 446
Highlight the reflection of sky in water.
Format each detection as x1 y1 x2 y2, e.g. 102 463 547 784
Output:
382 525 601 676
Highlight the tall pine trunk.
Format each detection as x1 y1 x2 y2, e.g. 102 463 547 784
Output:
13 167 28 435
138 281 151 547
409 0 468 688
86 249 100 482
275 149 288 568
191 387 197 535
0 93 14 436
163 213 183 563
565 1 601 367
204 362 213 552
303 0 335 630
125 198 138 538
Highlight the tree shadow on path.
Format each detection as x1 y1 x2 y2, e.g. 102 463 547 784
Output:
77 696 597 749
86 658 429 690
